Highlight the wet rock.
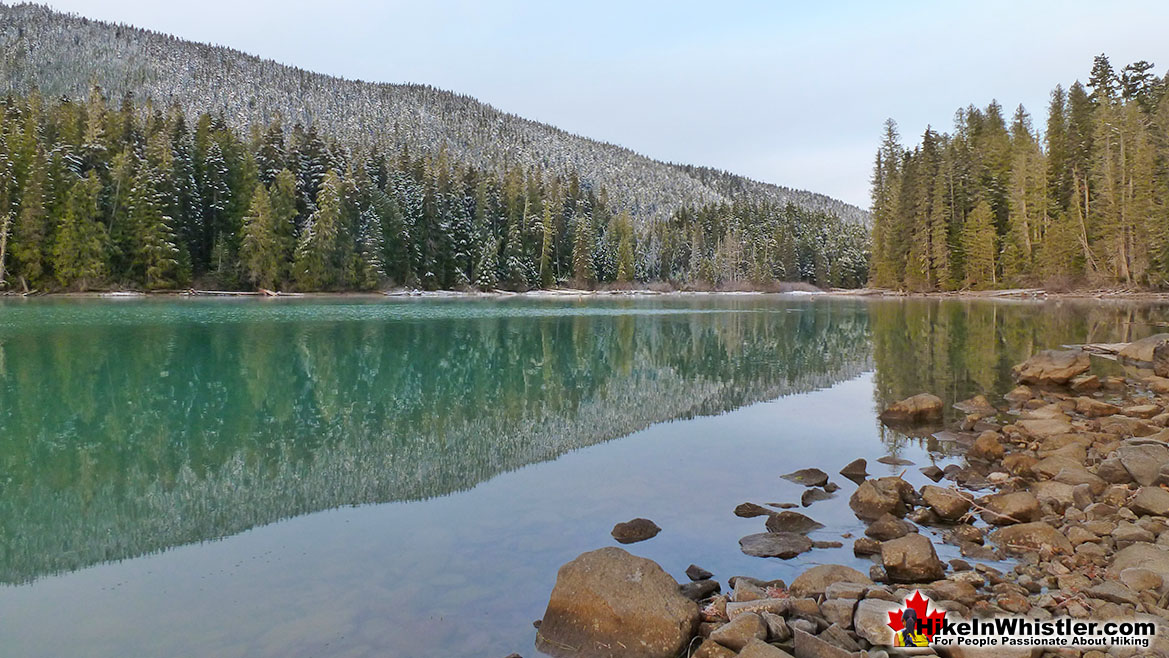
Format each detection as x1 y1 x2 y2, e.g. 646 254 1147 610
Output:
920 465 944 481
681 580 721 601
1119 334 1169 364
737 638 793 658
1130 486 1169 517
765 511 825 534
879 393 944 424
876 455 914 466
687 564 714 581
789 565 872 598
736 502 774 518
1017 416 1074 439
849 477 914 521
853 537 881 556
864 513 915 541
967 431 1004 462
839 459 868 483
709 612 767 651
955 394 996 415
980 491 1041 526
921 485 971 521
801 488 834 506
740 533 813 559
1117 442 1169 486
535 547 699 658
989 522 1073 555
1011 349 1090 385
812 540 842 549
1002 453 1037 478
782 468 829 487
612 518 661 544
881 534 945 583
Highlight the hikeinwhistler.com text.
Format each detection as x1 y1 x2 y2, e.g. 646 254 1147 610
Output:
927 617 1157 649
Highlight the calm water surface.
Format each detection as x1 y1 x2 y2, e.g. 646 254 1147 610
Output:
0 295 1165 657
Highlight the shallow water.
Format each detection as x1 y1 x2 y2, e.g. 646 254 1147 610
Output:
0 295 1165 657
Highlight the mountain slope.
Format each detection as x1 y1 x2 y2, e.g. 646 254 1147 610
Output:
0 2 867 226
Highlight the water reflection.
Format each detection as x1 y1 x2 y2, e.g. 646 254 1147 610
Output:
0 297 873 584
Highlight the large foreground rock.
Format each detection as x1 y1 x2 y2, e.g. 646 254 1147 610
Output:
536 547 698 658
879 393 944 424
1011 349 1089 385
1119 333 1169 364
789 565 871 598
880 533 945 583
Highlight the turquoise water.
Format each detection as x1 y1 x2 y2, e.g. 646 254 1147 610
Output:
0 295 1162 657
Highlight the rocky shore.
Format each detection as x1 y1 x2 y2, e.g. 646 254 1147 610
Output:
531 336 1169 658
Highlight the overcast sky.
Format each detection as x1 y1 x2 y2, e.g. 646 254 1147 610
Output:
37 0 1169 208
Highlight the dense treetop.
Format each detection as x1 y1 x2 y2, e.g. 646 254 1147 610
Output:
870 55 1169 290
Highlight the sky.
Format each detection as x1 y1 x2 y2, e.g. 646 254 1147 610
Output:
36 0 1169 208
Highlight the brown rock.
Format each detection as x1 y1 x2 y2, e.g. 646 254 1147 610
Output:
765 511 824 534
612 518 662 544
1012 349 1090 385
1117 442 1169 485
735 502 773 518
880 393 944 424
980 491 1041 526
536 547 699 658
1119 334 1169 364
1002 453 1038 478
955 395 996 415
1155 340 1169 378
709 612 767 651
881 533 945 583
989 522 1073 555
921 485 971 521
838 458 868 483
692 639 738 658
737 639 793 658
1130 486 1169 517
1075 396 1120 418
782 468 829 487
1004 385 1035 402
1124 403 1163 419
967 431 1005 461
849 477 913 521
789 564 872 598
739 533 813 559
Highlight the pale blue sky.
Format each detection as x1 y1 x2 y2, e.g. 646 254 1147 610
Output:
40 1 1169 207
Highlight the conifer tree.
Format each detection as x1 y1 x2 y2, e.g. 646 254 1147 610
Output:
572 211 596 285
961 200 996 288
52 173 107 289
294 169 344 289
239 184 280 289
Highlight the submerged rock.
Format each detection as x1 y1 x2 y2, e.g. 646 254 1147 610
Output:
879 393 944 424
801 488 834 506
954 394 996 415
1011 349 1090 385
611 518 661 544
739 533 813 559
535 547 698 658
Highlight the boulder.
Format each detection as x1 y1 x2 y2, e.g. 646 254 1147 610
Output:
1119 334 1169 364
1031 480 1077 510
792 628 864 658
765 511 824 534
686 564 714 581
1129 486 1169 517
740 533 813 559
865 513 916 541
989 522 1073 555
838 458 868 483
1117 442 1169 486
954 394 996 415
782 468 829 487
979 492 1041 526
1099 415 1157 437
536 547 699 658
1011 349 1090 385
921 485 971 521
852 598 898 646
849 477 914 521
1110 543 1169 579
879 393 944 424
967 431 1004 461
692 639 738 658
611 518 661 544
1124 403 1163 419
1075 396 1120 418
709 612 767 651
1155 340 1169 378
1017 416 1073 439
789 564 872 598
881 533 945 583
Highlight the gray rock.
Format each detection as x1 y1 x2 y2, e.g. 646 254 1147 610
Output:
782 468 830 487
1154 340 1169 378
686 564 713 581
736 502 774 518
611 518 661 544
680 579 721 601
740 533 813 559
802 488 834 506
1117 443 1169 486
820 598 857 629
853 598 899 646
853 537 881 556
536 547 698 658
920 465 945 482
989 521 1074 555
792 627 864 658
761 611 792 642
1119 334 1169 364
1130 487 1169 517
1111 543 1169 579
880 534 945 583
849 477 914 521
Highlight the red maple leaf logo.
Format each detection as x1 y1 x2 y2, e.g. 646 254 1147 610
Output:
887 590 947 641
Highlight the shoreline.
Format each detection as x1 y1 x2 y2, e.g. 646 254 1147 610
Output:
535 342 1169 657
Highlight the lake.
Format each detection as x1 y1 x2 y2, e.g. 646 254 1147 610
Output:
0 294 1164 657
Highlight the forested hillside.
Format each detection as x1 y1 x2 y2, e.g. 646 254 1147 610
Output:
870 55 1169 290
0 3 870 292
